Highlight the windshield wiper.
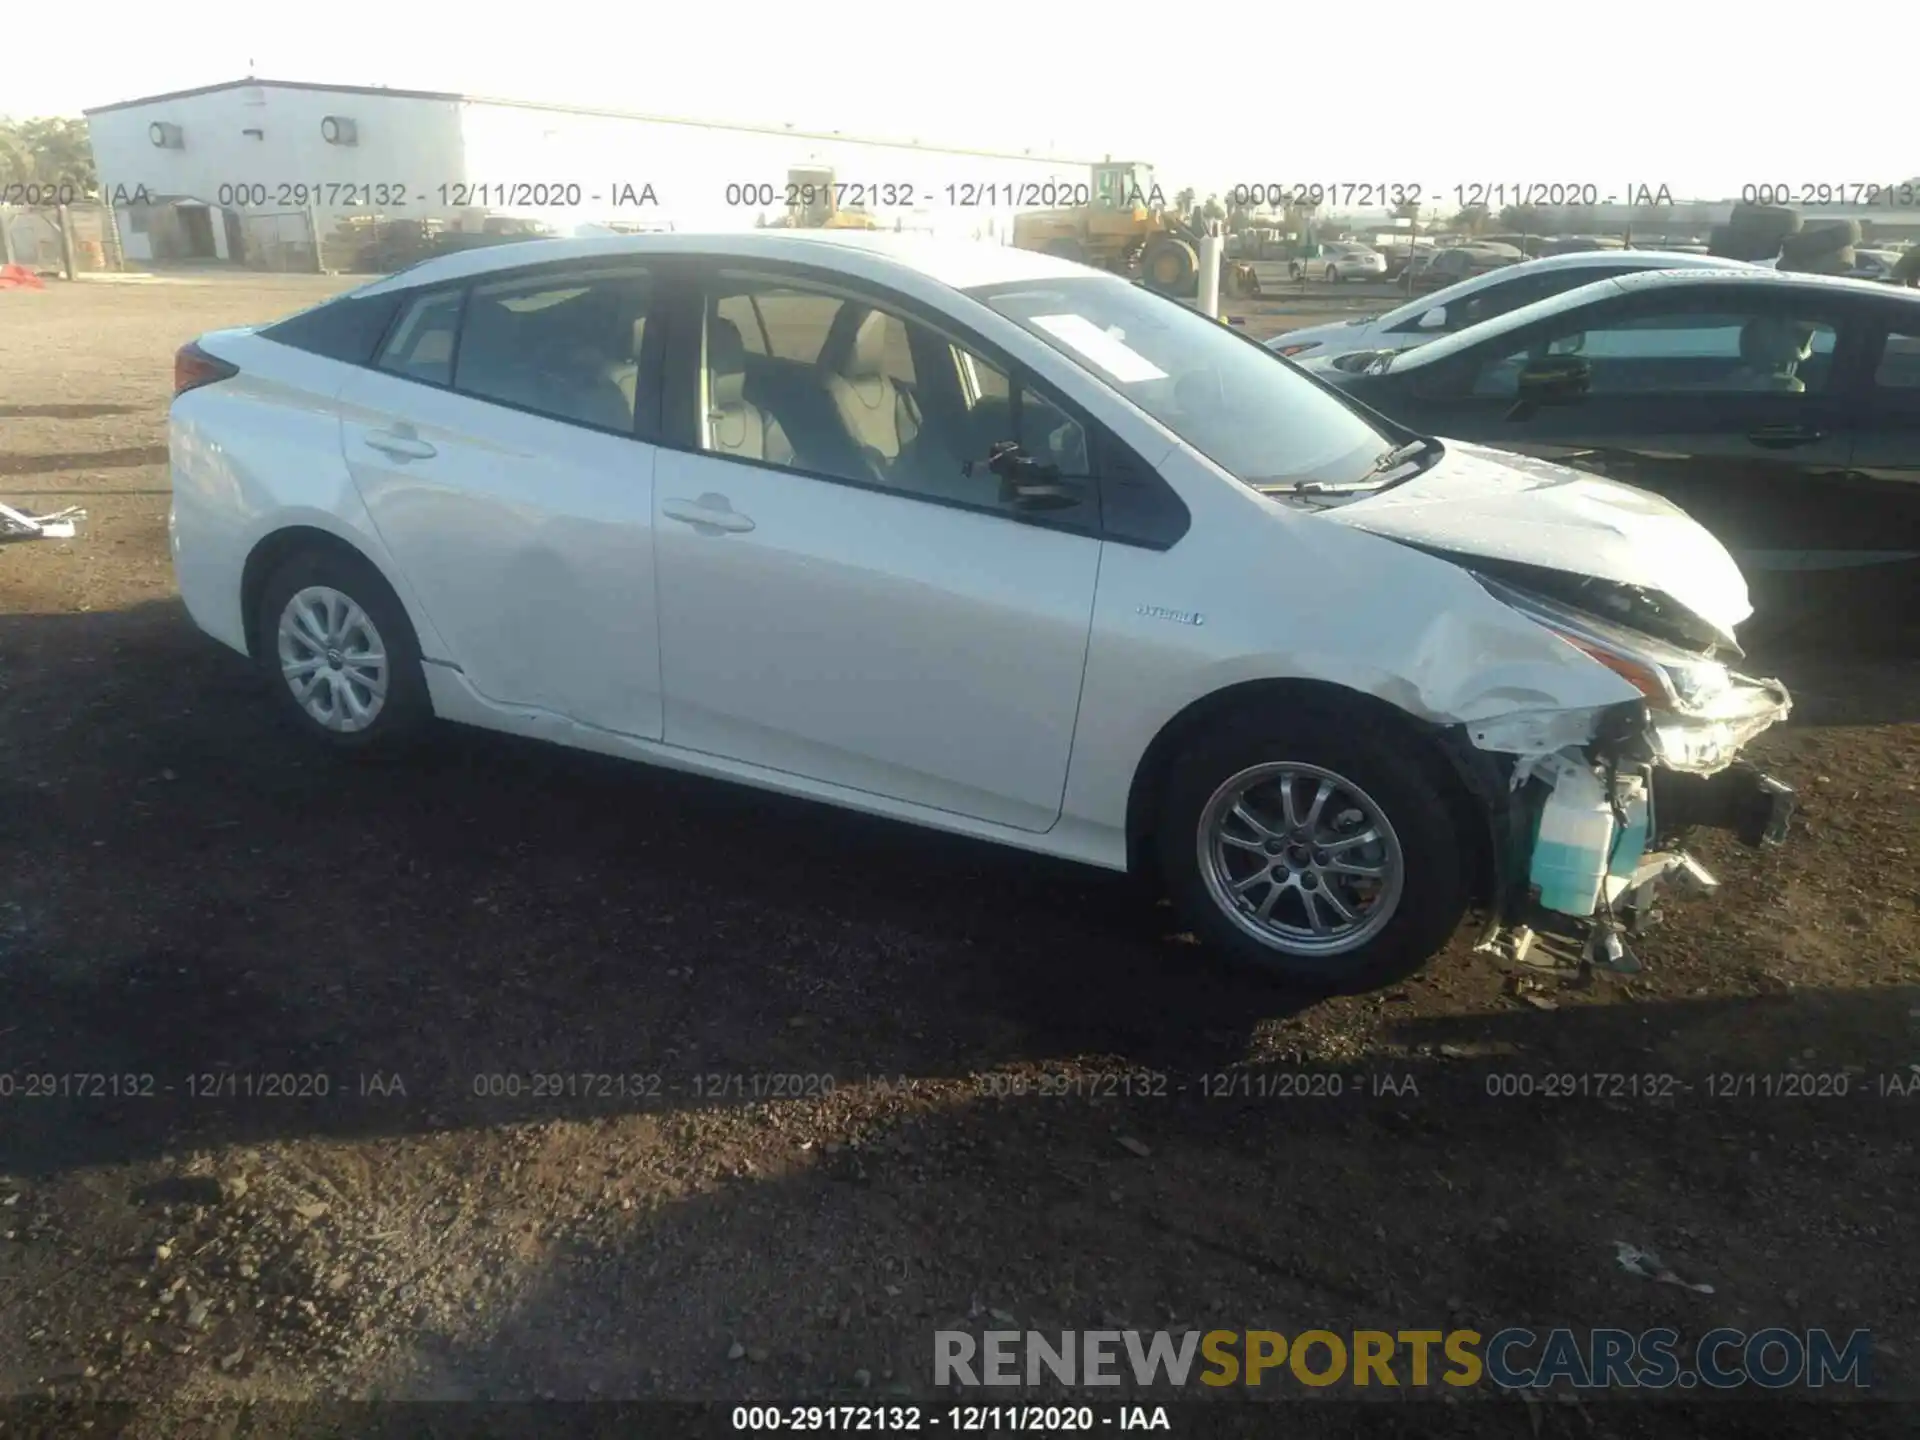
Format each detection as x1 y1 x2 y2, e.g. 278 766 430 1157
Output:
1256 437 1439 498
1359 437 1435 481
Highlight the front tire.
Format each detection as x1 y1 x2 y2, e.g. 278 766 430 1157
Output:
255 546 431 754
1141 236 1198 294
1155 713 1471 993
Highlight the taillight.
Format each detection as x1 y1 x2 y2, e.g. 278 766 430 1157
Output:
174 341 238 397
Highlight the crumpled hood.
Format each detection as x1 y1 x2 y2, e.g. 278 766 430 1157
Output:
1320 440 1753 641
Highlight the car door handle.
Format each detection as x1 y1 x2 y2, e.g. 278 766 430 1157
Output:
363 429 438 461
1747 424 1828 449
661 495 755 534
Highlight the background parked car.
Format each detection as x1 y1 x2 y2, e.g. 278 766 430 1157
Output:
1306 268 1920 634
1400 242 1525 294
1291 242 1387 282
1266 250 1751 363
1375 240 1433 280
1847 249 1905 283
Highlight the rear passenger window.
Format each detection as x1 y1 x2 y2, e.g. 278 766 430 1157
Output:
452 268 653 432
1874 329 1920 388
376 290 463 385
716 295 768 355
749 290 844 363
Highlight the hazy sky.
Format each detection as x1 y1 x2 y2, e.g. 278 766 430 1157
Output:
8 0 1910 200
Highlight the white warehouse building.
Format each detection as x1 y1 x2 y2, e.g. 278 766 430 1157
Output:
83 78 1101 268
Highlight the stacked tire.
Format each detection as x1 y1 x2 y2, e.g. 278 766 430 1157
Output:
1777 218 1861 275
1710 202 1801 262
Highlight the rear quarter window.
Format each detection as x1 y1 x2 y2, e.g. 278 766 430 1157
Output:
260 291 403 366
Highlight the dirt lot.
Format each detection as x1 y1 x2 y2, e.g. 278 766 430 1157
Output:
2 273 1918 1437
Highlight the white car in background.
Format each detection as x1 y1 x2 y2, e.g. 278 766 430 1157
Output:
1846 249 1903 283
1296 242 1388 282
1267 250 1759 363
166 231 1793 994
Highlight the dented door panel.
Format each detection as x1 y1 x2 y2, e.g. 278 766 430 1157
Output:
336 366 664 739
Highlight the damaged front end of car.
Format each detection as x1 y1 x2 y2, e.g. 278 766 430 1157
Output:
1433 569 1795 976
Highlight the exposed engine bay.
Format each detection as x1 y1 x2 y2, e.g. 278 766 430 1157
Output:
1430 567 1795 977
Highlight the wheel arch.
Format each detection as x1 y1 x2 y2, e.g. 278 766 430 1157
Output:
1123 677 1496 902
240 524 416 662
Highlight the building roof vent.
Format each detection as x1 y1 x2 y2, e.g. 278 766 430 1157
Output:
320 115 358 146
149 121 184 149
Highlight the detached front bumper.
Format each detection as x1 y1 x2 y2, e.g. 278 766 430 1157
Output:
1654 760 1796 850
1452 674 1795 973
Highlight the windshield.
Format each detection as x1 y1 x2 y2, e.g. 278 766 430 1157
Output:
1379 274 1634 371
967 276 1391 488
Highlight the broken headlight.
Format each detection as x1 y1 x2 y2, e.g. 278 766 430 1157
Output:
1478 579 1730 716
1480 577 1791 774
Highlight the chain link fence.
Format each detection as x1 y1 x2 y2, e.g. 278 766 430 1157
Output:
2 200 603 277
236 209 321 273
0 202 125 275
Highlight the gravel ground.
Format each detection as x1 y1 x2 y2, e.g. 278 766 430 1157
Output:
1 272 1917 1437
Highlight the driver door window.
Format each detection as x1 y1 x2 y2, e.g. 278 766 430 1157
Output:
1469 305 1839 399
953 347 1093 482
698 274 1090 517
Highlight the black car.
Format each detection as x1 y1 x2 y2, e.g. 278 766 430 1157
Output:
1310 269 1920 628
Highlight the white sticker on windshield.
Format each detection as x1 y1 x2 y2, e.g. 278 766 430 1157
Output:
1030 314 1168 384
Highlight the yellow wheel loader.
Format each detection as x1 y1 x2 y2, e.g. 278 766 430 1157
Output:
776 166 882 231
1010 161 1260 299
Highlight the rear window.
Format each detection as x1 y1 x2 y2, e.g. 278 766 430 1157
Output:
260 291 402 365
376 290 464 386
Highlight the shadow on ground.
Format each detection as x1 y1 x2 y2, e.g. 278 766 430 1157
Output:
1 601 1308 1174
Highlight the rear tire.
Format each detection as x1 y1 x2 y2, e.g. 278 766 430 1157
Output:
1155 711 1472 993
254 546 432 756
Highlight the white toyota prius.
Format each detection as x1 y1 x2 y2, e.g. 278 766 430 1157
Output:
169 231 1796 992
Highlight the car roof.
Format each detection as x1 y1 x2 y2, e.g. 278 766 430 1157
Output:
1606 267 1920 300
1506 248 1746 272
347 230 1092 297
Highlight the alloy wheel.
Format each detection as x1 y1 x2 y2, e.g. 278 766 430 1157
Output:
275 585 389 733
1195 761 1406 956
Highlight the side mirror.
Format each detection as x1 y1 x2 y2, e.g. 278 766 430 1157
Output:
1418 306 1447 330
979 442 1081 512
1513 355 1591 410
